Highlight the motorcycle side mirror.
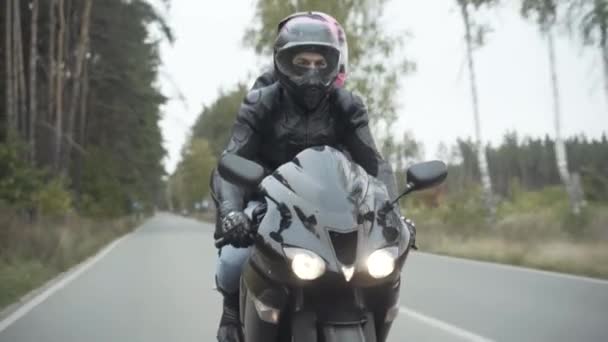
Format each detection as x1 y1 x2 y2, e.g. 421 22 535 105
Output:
385 160 448 209
406 160 448 192
218 154 265 189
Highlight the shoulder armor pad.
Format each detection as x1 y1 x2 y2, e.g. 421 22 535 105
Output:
258 83 280 111
245 88 262 105
244 83 279 109
245 83 278 107
333 88 364 114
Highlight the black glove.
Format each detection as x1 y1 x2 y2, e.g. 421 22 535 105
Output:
221 211 255 248
402 216 417 250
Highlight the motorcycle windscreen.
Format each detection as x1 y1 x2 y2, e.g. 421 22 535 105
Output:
270 146 370 213
259 146 376 268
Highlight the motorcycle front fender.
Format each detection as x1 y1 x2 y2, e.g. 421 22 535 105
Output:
317 312 377 342
291 311 376 342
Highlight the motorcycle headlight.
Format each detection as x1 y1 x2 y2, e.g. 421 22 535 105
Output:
283 247 326 280
367 247 398 279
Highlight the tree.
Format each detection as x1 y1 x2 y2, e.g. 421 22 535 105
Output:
53 0 66 171
29 0 39 162
81 0 172 213
0 0 173 217
456 0 499 218
566 0 608 109
522 0 584 214
243 0 415 134
190 84 248 158
62 0 93 173
47 0 56 137
171 138 217 210
4 0 14 139
13 0 27 137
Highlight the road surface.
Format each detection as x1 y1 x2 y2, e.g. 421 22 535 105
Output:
1 213 607 341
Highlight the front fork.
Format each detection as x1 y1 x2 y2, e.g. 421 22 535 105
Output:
369 278 401 342
239 261 401 342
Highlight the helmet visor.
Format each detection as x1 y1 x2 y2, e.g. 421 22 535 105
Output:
276 44 340 86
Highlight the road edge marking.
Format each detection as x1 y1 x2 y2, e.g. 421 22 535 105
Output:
0 234 129 333
418 252 608 285
399 307 495 342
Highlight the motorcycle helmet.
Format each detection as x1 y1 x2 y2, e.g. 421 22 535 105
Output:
277 12 348 87
274 12 343 110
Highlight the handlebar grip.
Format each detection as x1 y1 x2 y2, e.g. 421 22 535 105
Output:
215 236 229 248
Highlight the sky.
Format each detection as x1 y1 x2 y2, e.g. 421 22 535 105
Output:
158 0 608 174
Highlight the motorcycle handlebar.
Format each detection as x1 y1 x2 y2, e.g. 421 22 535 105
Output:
214 229 260 249
214 236 229 248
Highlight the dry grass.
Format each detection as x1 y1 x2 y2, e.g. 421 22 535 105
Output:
0 211 137 309
409 194 608 280
404 185 608 279
421 235 608 279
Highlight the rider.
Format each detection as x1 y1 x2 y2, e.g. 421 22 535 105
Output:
210 12 411 342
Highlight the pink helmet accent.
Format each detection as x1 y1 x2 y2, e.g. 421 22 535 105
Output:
334 73 346 87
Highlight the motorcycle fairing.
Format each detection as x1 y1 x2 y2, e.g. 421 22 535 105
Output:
255 146 406 278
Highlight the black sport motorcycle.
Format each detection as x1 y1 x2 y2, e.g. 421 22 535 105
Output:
216 146 447 342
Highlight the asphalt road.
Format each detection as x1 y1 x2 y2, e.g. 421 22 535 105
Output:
1 213 607 342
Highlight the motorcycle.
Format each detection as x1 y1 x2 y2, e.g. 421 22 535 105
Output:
215 146 447 342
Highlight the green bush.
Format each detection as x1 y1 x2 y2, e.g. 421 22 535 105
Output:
405 186 487 236
560 205 592 238
0 143 44 208
581 166 608 203
33 178 72 217
0 143 72 218
80 148 131 218
408 183 607 240
408 183 608 278
498 183 569 217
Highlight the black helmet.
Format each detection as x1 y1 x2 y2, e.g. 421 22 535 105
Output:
274 13 341 111
277 12 349 87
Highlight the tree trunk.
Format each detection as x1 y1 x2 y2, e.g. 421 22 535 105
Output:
5 0 14 138
547 30 581 215
29 0 39 163
48 0 56 124
79 57 89 148
74 59 89 203
64 0 93 171
460 1 496 218
600 20 608 112
9 0 19 137
13 0 27 138
54 0 66 172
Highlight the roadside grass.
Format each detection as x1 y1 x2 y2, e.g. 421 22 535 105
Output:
406 186 608 279
0 212 138 310
420 236 608 279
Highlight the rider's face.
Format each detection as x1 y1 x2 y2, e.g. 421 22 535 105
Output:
292 52 328 70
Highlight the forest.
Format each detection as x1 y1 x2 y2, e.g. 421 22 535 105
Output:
0 0 170 308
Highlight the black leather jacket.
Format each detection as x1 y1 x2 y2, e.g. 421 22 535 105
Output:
211 73 398 237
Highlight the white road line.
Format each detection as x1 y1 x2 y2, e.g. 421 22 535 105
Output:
0 234 129 333
419 252 608 285
399 307 495 342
